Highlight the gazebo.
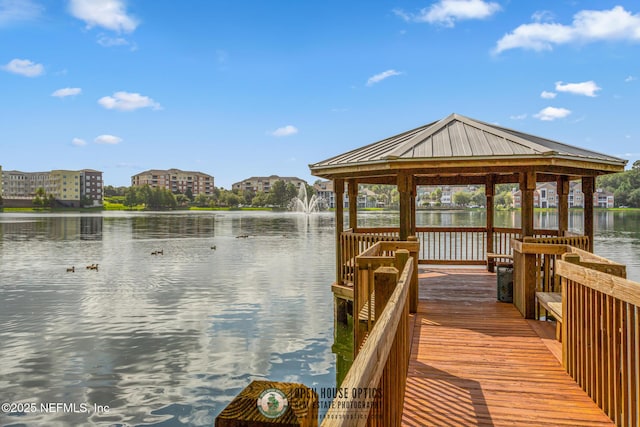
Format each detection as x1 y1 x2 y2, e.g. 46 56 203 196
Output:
309 113 627 288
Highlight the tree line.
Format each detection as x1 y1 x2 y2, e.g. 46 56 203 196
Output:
104 180 316 209
596 160 640 207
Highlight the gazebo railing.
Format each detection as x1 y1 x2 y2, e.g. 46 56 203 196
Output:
340 228 561 282
339 229 399 285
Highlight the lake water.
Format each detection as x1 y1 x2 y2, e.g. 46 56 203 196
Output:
1 209 639 426
0 211 336 426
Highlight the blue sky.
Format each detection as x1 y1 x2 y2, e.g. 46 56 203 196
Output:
1 0 639 189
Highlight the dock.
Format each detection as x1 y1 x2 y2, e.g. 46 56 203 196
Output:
402 268 613 426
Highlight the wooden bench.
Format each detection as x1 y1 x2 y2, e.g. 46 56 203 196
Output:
487 252 513 272
536 292 563 341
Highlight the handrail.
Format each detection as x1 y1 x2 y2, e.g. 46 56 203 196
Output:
557 259 639 427
321 256 414 427
345 227 558 267
354 241 419 349
511 237 626 318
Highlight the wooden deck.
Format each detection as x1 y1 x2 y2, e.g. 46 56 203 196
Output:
402 268 614 427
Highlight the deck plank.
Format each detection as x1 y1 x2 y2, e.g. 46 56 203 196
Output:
402 268 613 427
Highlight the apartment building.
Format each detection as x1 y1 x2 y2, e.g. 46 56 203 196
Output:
314 180 337 208
232 175 306 193
50 170 81 205
1 169 104 207
81 169 104 207
512 181 614 208
131 168 215 195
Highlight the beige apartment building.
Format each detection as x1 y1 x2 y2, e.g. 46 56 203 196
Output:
131 168 215 195
512 181 614 208
232 175 306 193
1 169 104 207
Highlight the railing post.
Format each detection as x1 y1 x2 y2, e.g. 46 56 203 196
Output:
374 265 402 427
375 266 399 319
216 380 318 427
397 245 418 313
334 179 344 285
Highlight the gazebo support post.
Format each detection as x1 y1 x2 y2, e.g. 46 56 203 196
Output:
334 179 345 285
410 180 417 237
398 172 414 241
348 179 358 231
582 176 595 252
520 170 536 238
485 175 495 259
557 176 569 236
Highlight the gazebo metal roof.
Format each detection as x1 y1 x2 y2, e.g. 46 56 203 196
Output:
310 113 627 180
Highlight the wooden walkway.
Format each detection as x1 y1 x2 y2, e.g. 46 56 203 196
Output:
402 268 614 427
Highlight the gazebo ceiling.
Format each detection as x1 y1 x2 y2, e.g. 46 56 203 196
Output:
310 113 627 182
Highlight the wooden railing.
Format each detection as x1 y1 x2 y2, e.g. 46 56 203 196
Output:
416 226 486 265
321 252 414 427
341 228 559 273
557 258 639 427
512 236 597 319
339 229 398 285
353 241 420 351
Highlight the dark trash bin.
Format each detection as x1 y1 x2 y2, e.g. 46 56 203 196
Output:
496 264 513 303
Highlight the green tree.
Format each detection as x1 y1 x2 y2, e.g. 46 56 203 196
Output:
271 180 287 207
494 191 513 208
137 185 153 207
194 193 210 207
285 183 298 204
252 191 271 207
124 188 138 208
104 185 127 197
242 189 255 206
225 192 242 207
628 188 640 208
452 191 472 206
32 187 46 208
185 188 193 201
471 189 486 207
176 194 190 206
431 188 442 204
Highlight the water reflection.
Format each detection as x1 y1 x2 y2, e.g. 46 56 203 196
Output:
0 212 336 426
1 209 639 426
0 215 103 241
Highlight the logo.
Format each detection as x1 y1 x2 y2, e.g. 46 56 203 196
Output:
257 387 288 419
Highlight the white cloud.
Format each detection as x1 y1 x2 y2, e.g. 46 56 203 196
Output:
72 137 87 146
1 58 44 77
624 75 636 83
52 87 82 98
0 0 43 26
95 134 122 144
494 6 640 54
68 0 138 33
540 91 556 99
509 114 527 120
555 80 601 97
366 69 403 86
531 10 555 23
534 107 571 121
98 91 161 111
271 125 298 137
97 34 130 47
394 0 501 27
